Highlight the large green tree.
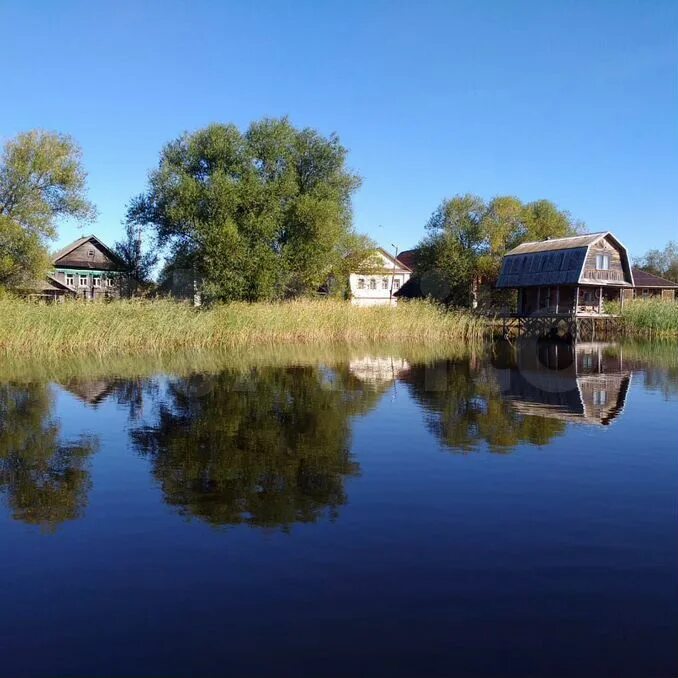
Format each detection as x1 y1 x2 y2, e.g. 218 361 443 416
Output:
0 130 96 288
414 194 583 307
128 118 365 302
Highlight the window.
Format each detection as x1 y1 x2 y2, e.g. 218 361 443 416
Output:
79 275 88 287
369 278 377 290
65 274 74 287
642 288 650 298
596 254 610 271
93 277 101 287
393 278 400 290
106 277 114 287
593 390 608 406
382 278 389 290
88 248 95 257
357 278 365 290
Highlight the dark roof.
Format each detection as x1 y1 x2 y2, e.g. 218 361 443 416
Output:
631 268 678 289
396 248 418 270
496 247 589 288
52 234 125 270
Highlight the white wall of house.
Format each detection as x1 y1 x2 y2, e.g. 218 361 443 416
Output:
349 250 411 307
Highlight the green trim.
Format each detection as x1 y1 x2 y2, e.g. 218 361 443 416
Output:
53 268 118 277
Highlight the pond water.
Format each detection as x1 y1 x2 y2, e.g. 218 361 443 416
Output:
1 341 676 677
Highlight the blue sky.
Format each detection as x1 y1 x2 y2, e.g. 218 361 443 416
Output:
1 0 676 259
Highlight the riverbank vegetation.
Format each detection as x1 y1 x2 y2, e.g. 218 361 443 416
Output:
608 299 678 338
0 297 487 358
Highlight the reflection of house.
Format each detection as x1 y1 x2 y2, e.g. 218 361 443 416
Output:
51 234 126 300
631 268 678 301
496 342 631 426
497 232 634 316
349 248 412 307
348 356 411 383
60 380 117 407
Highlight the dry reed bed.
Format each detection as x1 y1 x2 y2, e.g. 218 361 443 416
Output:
0 298 487 357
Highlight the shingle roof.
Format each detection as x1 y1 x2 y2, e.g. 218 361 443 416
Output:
505 232 608 256
632 268 678 288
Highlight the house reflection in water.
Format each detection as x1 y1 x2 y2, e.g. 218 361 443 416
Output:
348 356 411 384
494 341 631 426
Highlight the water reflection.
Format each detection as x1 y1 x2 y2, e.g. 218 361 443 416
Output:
130 366 386 529
494 341 632 426
403 357 567 452
0 383 98 531
0 342 674 530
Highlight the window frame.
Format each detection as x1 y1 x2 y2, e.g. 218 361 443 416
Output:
79 274 89 287
595 253 610 271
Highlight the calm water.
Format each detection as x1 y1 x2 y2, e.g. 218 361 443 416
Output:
1 342 676 677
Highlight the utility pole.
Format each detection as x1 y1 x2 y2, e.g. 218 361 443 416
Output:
390 243 399 304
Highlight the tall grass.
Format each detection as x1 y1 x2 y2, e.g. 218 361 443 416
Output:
608 298 678 338
0 298 487 358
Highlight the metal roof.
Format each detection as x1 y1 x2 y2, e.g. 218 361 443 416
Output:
505 232 608 255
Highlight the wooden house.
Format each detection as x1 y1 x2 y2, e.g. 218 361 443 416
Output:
51 235 126 300
496 232 634 316
631 268 678 301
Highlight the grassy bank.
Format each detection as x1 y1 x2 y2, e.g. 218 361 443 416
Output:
607 299 678 338
0 298 487 358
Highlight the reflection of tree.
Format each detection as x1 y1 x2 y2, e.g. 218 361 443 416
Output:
131 367 384 529
0 383 98 531
403 360 566 452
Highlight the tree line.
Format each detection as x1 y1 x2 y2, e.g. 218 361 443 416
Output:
1 121 676 304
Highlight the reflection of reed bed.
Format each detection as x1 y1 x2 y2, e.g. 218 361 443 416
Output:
607 299 678 338
0 339 482 384
0 298 487 358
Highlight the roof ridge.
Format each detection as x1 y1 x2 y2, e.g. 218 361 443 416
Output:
517 231 605 246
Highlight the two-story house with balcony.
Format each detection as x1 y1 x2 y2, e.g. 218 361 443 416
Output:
496 232 635 315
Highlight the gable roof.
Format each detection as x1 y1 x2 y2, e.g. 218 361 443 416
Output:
505 232 608 256
632 268 678 288
52 234 125 268
374 247 412 272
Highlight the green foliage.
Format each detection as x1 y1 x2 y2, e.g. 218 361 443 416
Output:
414 194 582 306
0 215 51 288
0 130 95 240
0 130 96 288
634 241 678 282
129 118 363 302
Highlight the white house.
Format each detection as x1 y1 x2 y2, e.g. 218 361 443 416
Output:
349 248 412 307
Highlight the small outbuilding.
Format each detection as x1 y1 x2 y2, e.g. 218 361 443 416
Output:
631 268 678 301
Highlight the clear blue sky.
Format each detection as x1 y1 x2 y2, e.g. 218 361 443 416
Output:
2 0 676 258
